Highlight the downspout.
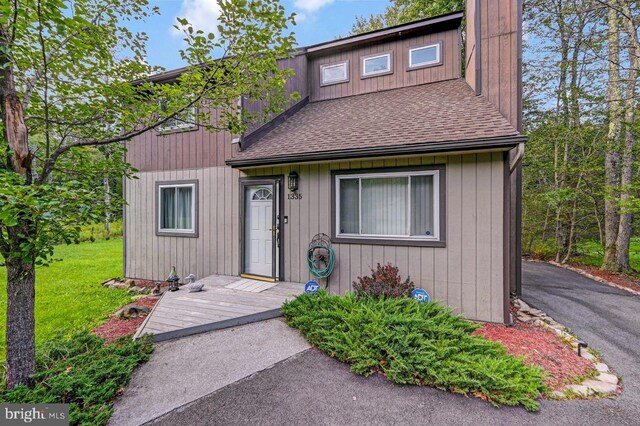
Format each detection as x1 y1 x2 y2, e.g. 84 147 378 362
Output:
510 142 525 173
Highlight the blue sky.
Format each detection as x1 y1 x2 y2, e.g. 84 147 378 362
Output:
135 0 391 70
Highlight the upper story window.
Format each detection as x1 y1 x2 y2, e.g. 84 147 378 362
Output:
157 181 198 237
157 106 198 133
408 42 442 70
361 52 393 78
320 60 349 86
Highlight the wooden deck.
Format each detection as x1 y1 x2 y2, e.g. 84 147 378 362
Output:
134 275 304 342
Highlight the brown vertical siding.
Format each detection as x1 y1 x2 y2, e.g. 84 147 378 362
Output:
475 0 521 130
309 29 461 102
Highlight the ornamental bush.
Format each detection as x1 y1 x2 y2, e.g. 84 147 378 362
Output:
0 332 153 425
353 263 414 298
283 291 546 411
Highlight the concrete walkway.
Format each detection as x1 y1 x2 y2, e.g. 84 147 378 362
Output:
109 318 310 426
143 261 640 425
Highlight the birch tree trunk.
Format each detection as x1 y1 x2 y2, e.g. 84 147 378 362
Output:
603 2 623 272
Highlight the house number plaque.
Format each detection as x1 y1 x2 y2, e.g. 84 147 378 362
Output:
287 192 303 200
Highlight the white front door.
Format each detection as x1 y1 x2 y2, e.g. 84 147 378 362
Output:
244 185 274 277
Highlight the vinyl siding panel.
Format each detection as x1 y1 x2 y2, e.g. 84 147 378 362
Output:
125 152 506 322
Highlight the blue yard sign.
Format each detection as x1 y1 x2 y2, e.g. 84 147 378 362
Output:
305 280 321 294
411 288 430 303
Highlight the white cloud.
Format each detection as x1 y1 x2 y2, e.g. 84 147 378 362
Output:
293 0 334 13
173 0 221 36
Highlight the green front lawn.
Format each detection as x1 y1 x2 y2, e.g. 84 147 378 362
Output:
0 238 131 361
575 237 640 271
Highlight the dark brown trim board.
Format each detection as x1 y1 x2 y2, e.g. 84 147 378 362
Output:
228 136 527 167
330 165 446 248
239 176 285 281
241 97 309 151
155 179 200 238
306 11 463 55
503 152 512 324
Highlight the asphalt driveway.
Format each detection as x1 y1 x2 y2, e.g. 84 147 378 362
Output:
145 262 640 425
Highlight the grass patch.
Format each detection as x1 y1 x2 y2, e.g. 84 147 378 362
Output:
0 332 153 426
283 291 546 411
0 238 131 361
573 238 640 272
79 221 123 243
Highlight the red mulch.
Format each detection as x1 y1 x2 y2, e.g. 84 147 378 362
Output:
130 279 168 289
474 319 594 390
574 265 640 293
93 297 158 343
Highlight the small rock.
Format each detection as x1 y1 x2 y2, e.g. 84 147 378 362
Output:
518 300 531 311
128 286 150 294
550 390 566 399
115 305 151 319
529 308 543 316
597 373 618 385
517 313 533 322
582 380 618 395
595 363 610 373
581 351 596 361
124 279 136 288
564 384 591 396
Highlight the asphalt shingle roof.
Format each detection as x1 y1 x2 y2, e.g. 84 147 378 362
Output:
234 79 520 162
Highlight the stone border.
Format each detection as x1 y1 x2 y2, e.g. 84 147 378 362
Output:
514 298 620 398
548 260 640 297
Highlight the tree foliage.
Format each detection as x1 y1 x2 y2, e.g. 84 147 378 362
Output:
0 0 297 387
351 0 464 34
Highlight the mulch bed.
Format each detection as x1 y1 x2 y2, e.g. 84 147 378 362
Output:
474 317 594 390
573 264 640 293
93 297 158 343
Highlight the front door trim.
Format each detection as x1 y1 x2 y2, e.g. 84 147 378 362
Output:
239 176 285 281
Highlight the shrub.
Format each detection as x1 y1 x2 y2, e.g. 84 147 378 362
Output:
283 291 546 411
353 263 414 298
0 332 153 425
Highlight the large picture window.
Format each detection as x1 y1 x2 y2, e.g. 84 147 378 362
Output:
157 181 198 236
335 169 442 243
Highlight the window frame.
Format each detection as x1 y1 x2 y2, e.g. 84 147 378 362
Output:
331 166 446 247
156 180 199 238
407 41 443 70
157 106 198 134
320 60 350 86
361 51 394 79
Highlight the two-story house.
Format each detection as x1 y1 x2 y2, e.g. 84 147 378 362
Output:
124 0 524 324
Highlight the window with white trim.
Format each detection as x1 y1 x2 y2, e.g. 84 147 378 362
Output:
158 106 197 133
320 61 349 86
335 170 440 241
158 182 196 234
362 52 392 77
408 43 441 69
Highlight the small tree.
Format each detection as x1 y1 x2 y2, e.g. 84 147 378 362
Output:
0 0 296 388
